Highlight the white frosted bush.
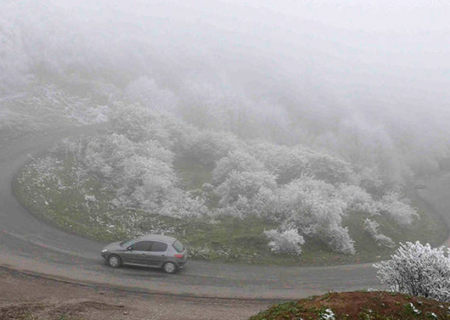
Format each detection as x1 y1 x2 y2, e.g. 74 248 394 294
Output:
381 192 419 227
184 130 241 167
215 170 277 206
264 228 305 255
261 178 356 254
339 184 380 215
363 218 395 248
374 242 450 302
321 226 355 255
250 143 309 184
251 143 352 185
212 150 265 185
306 152 353 185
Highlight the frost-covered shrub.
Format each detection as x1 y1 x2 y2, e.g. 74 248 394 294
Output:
109 103 195 149
182 130 241 167
215 170 277 207
339 184 380 215
251 143 309 184
259 178 338 222
157 189 208 218
117 155 177 209
260 178 356 254
363 219 395 248
212 150 265 185
251 143 352 185
264 228 305 255
54 131 198 215
380 192 419 227
109 103 164 143
306 152 353 185
320 226 356 255
353 166 385 196
374 242 450 302
363 218 382 237
215 195 252 218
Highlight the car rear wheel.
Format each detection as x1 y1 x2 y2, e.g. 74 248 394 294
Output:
163 262 177 274
107 255 122 268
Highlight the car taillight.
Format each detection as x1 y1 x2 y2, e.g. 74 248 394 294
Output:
174 254 184 258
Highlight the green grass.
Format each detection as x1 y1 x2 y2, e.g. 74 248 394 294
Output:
13 154 448 266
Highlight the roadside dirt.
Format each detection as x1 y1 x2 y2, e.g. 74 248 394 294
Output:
0 267 268 320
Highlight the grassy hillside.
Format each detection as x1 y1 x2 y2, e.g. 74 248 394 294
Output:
13 150 447 266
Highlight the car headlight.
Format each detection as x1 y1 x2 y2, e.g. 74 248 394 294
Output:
102 249 108 253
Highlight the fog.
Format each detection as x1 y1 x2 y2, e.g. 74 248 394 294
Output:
5 0 450 267
2 0 450 176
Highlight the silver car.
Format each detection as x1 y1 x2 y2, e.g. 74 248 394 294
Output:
101 234 187 274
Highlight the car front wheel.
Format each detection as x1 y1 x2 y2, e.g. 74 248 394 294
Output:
107 255 122 268
163 262 177 274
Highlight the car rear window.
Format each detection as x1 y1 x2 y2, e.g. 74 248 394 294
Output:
172 240 185 253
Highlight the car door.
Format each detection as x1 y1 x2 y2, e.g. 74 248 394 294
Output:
123 241 153 265
145 241 168 267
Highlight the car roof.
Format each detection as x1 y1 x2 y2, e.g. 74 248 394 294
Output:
136 234 178 243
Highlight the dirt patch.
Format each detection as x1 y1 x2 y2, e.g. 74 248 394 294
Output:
0 267 267 320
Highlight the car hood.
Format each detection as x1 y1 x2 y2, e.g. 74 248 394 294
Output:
102 241 124 251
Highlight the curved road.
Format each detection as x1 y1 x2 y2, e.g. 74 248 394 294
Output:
1 126 444 300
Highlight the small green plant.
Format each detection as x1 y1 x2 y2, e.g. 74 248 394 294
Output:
404 302 421 317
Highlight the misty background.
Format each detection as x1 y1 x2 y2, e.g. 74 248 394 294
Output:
5 0 450 261
2 0 450 184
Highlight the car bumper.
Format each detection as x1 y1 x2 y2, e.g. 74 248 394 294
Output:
177 260 187 268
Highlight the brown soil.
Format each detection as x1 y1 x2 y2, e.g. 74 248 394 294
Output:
0 267 268 320
250 291 450 320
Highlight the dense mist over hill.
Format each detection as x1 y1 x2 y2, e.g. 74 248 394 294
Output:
6 0 450 261
2 0 450 181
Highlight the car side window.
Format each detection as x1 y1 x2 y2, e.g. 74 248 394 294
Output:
131 241 152 251
151 241 168 252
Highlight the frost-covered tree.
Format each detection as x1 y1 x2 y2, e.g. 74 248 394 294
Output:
212 150 265 185
306 152 353 185
250 143 309 184
182 130 241 167
117 155 177 208
338 185 380 215
264 228 305 255
250 143 352 185
109 103 172 144
380 192 419 228
215 170 277 207
259 178 355 254
363 218 395 248
374 242 450 302
109 103 198 153
53 130 207 216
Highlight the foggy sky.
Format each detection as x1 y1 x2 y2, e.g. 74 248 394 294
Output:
4 0 450 125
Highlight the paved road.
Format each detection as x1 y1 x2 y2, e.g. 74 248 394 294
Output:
2 126 442 300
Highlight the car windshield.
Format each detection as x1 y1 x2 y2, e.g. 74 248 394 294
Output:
119 239 134 247
172 240 185 253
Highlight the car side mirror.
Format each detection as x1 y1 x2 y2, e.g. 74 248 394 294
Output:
127 246 133 251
